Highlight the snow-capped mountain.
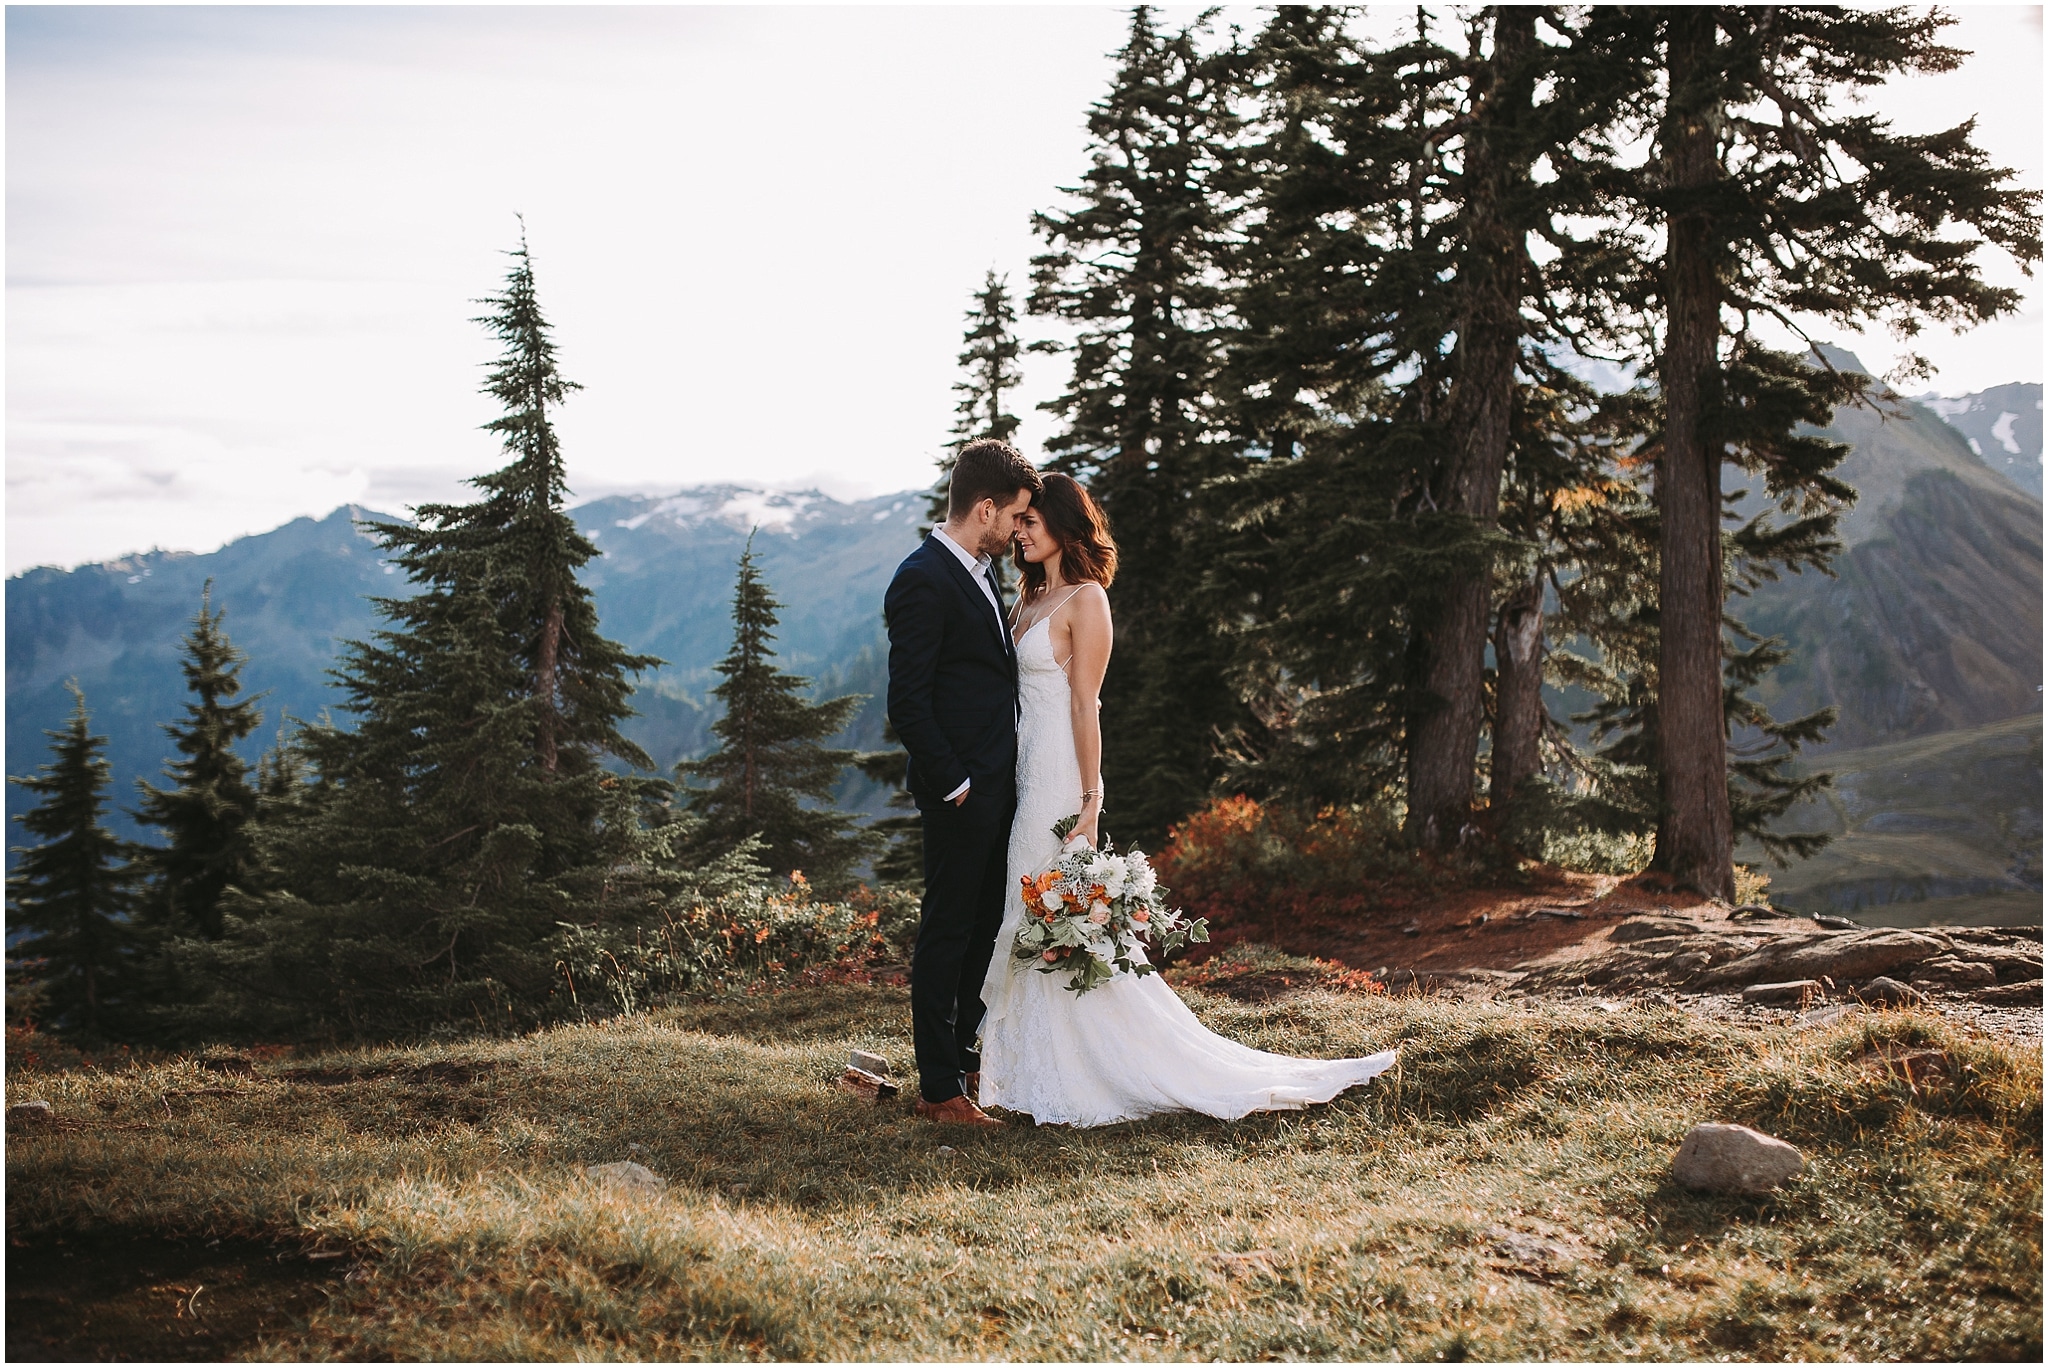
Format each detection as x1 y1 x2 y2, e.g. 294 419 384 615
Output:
1914 382 2043 498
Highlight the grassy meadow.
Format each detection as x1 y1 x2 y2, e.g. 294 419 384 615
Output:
6 976 2041 1361
1743 713 2043 922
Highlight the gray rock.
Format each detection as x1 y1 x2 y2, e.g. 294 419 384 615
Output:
1486 1226 1572 1269
1795 1003 1864 1030
1972 979 2043 1007
586 1160 665 1197
848 1049 891 1077
1742 980 1822 1007
6 1099 54 1126
1697 929 1946 989
1855 977 1925 1007
1666 951 1714 976
1909 957 1997 989
1673 1123 1805 1194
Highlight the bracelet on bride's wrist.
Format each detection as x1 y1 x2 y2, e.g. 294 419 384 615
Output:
1081 788 1103 803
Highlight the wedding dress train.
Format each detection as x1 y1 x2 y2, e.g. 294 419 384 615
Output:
976 609 1397 1127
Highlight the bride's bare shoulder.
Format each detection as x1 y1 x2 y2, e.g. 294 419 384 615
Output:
1065 581 1113 632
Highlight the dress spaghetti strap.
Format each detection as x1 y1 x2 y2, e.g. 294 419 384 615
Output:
1046 583 1092 674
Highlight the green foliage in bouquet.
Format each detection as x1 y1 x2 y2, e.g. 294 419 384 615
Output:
1013 818 1208 994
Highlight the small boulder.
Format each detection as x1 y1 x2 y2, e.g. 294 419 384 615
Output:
1486 1227 1572 1271
1909 957 1997 990
1776 929 1946 982
1742 980 1822 1007
1855 977 1925 1007
848 1049 891 1078
1701 929 1945 989
1972 979 2043 1007
1673 1123 1804 1194
1666 950 1714 977
586 1160 665 1198
6 1099 54 1127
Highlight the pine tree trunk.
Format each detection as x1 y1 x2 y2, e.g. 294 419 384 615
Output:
1490 571 1545 809
1404 7 1533 849
536 599 563 773
1651 11 1736 900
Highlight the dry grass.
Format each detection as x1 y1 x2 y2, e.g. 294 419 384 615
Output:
7 975 2040 1360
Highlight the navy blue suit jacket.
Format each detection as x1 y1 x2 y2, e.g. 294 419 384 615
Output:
884 535 1019 810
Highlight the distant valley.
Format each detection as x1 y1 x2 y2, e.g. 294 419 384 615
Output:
6 488 922 847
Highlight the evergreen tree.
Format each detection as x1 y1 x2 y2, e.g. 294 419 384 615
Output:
372 222 658 778
181 230 667 1036
679 539 878 891
6 685 137 1035
133 581 263 940
1031 6 1249 843
1219 7 1661 848
1578 5 2039 897
926 271 1026 528
855 723 924 890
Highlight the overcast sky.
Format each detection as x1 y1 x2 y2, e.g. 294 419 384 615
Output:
7 3 2042 574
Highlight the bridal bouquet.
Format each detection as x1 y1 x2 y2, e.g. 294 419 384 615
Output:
1012 815 1209 994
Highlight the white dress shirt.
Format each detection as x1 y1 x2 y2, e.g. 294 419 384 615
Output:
930 526 1004 802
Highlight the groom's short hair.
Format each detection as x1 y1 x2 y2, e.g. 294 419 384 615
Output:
947 439 1043 519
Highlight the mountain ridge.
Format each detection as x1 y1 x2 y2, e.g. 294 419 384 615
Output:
9 385 2041 919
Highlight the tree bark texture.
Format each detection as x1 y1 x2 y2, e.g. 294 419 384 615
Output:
537 599 563 774
1405 8 1535 848
1489 571 1545 809
1651 10 1736 900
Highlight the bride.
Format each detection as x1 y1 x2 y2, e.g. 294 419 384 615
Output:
975 474 1397 1127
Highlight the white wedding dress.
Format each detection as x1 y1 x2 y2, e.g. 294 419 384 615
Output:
976 606 1398 1127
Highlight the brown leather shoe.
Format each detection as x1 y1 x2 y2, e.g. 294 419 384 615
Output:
913 1094 1003 1128
963 1071 981 1102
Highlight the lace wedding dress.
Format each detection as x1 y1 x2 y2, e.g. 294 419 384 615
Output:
976 606 1398 1127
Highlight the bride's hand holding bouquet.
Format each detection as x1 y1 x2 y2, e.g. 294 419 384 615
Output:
1012 813 1209 994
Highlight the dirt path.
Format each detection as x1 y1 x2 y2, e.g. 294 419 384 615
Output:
1199 869 1733 975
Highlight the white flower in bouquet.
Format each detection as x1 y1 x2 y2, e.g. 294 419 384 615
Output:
1015 818 1207 993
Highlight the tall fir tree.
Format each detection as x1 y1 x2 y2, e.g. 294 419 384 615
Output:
1577 5 2040 897
7 685 137 1035
679 538 877 891
926 271 1026 529
1030 6 1249 843
132 581 263 941
182 229 667 1036
1217 7 1656 847
374 222 658 779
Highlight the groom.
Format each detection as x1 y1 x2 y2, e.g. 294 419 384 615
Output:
884 439 1042 1127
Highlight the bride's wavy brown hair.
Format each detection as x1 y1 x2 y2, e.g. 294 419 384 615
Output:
1015 472 1118 601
